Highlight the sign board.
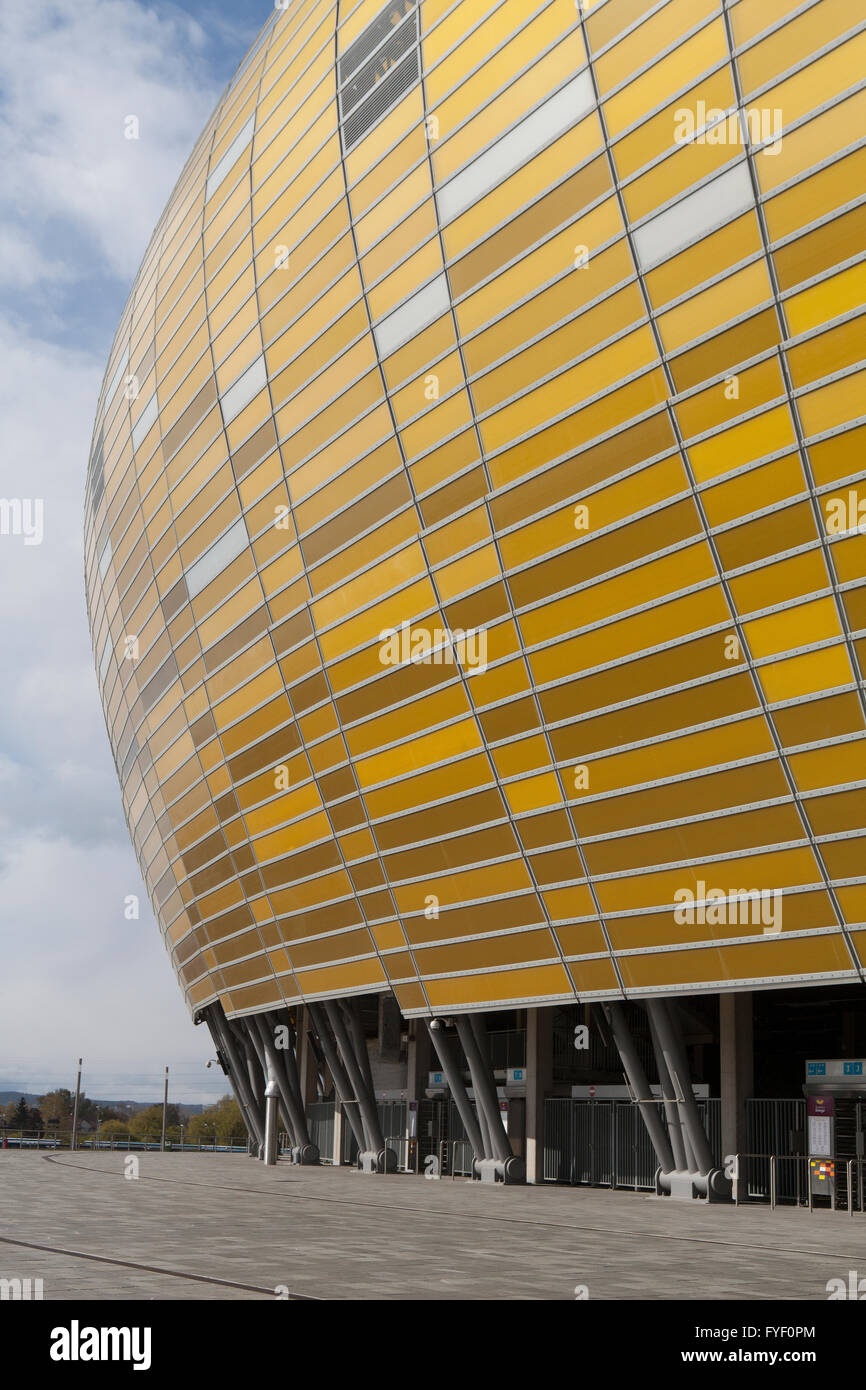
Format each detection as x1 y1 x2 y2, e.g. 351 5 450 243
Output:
808 1094 834 1160
505 1067 526 1094
806 1059 866 1078
571 1083 710 1099
809 1115 832 1156
810 1157 835 1195
808 1096 835 1116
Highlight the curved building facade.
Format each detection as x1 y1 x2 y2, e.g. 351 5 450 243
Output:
86 0 866 1040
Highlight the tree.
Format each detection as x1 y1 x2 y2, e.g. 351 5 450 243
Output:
13 1097 28 1128
38 1090 75 1132
76 1096 106 1127
99 1117 132 1139
187 1095 246 1144
128 1104 182 1140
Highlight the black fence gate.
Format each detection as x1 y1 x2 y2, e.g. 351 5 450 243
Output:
544 1097 722 1189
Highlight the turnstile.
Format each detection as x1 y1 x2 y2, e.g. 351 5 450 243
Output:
804 1059 866 1210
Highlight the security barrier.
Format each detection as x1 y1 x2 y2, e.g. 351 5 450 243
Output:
543 1098 723 1189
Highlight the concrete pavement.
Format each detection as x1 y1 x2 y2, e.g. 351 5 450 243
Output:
2 1150 865 1300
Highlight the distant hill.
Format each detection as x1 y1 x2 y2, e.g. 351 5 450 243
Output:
0 1091 205 1114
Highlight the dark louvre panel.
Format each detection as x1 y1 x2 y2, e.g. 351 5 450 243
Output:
120 733 139 786
339 0 419 151
139 653 179 713
339 0 416 90
88 429 105 513
341 49 420 150
340 11 417 117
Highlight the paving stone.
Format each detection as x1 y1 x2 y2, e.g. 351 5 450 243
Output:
1 1150 864 1300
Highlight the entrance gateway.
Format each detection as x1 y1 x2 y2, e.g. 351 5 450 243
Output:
804 1058 866 1210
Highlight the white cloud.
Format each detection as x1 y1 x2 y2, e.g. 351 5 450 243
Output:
0 230 71 291
0 0 220 282
0 0 252 1101
0 831 217 1103
0 317 216 1090
0 323 113 825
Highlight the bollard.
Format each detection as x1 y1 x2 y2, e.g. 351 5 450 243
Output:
848 1161 854 1218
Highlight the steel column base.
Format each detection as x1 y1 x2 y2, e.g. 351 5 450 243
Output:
474 1155 526 1184
357 1147 398 1173
704 1168 733 1202
502 1154 526 1184
290 1143 320 1165
656 1167 732 1201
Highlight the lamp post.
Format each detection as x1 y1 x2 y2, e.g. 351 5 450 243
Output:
160 1066 169 1152
205 1059 220 1151
71 1059 82 1152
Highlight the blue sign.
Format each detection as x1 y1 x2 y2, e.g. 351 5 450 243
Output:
512 1069 524 1080
844 1062 863 1075
807 1062 826 1076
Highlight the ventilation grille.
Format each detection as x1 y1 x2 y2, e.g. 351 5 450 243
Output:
339 0 419 151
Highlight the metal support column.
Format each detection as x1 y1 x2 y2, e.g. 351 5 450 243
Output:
325 1001 376 1151
346 999 378 1105
471 1014 514 1166
306 1002 365 1155
604 1002 675 1176
457 1015 510 1163
204 1004 265 1151
646 999 731 1201
646 1000 714 1174
232 1019 267 1158
647 1006 688 1172
426 1019 486 1168
344 998 394 1171
252 1015 300 1154
217 1020 263 1151
245 1016 292 1147
325 1000 394 1171
264 1010 319 1163
472 1064 493 1159
263 1057 279 1168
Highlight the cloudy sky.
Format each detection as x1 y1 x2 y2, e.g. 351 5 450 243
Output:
0 0 273 1104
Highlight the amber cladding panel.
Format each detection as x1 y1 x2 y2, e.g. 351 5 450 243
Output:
85 0 866 1020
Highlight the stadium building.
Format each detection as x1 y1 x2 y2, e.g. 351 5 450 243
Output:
85 0 866 1199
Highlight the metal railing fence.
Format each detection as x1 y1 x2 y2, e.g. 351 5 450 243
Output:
0 1129 251 1152
732 1153 866 1213
307 1101 335 1162
543 1098 722 1190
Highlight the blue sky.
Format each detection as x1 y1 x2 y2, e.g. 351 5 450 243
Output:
0 0 274 1104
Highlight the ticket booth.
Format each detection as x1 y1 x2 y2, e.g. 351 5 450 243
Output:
804 1059 866 1210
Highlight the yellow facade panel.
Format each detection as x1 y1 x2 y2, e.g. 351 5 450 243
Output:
86 0 866 1025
